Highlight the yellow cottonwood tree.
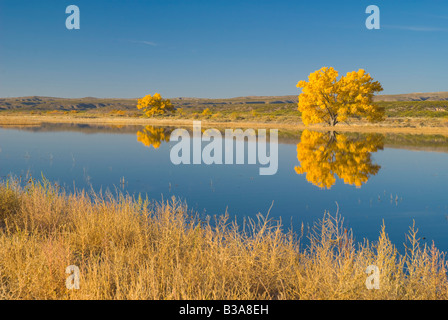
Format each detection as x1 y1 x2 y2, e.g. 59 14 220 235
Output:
137 93 175 117
294 130 383 189
296 67 384 126
136 126 172 149
202 108 212 116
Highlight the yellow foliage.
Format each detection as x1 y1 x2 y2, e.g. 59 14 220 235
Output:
136 126 172 149
111 110 126 116
137 93 175 117
294 130 384 189
296 67 384 126
230 112 240 120
202 108 212 116
176 107 185 116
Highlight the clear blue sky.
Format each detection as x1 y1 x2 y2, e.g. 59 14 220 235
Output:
0 0 447 98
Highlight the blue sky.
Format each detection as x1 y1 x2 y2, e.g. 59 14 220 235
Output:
0 0 447 98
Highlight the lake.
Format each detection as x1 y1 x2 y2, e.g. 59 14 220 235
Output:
1 123 448 252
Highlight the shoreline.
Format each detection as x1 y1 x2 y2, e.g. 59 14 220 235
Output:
1 114 448 135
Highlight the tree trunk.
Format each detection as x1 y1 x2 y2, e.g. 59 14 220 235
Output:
329 115 338 127
328 130 338 144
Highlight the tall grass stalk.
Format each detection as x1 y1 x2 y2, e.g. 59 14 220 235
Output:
0 179 447 299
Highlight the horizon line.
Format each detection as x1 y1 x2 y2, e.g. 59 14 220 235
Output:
1 91 448 100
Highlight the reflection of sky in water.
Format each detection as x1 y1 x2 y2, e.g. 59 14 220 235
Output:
1 127 448 252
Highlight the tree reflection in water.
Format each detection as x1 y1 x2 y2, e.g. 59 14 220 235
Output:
136 126 173 149
294 130 384 189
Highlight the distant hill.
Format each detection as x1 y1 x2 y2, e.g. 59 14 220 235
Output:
373 92 448 102
0 92 447 112
0 97 138 112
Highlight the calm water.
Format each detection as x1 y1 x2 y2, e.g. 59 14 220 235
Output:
1 123 448 251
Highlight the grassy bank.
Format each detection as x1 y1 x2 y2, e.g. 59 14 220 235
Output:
2 96 448 138
0 179 447 299
1 98 448 129
1 113 448 135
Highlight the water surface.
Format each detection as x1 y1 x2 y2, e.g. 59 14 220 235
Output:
1 123 448 251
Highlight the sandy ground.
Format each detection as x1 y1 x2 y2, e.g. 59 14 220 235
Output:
1 114 448 136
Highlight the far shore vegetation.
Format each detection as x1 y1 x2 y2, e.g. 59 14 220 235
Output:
0 93 447 129
2 70 447 132
1 177 448 299
0 101 448 133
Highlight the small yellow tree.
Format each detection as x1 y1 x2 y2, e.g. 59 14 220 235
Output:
176 107 186 116
137 93 175 117
202 108 212 116
296 67 384 126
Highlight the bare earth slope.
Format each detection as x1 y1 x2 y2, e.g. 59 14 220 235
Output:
1 92 447 112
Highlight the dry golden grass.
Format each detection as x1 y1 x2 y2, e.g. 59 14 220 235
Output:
0 178 447 300
1 114 448 136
